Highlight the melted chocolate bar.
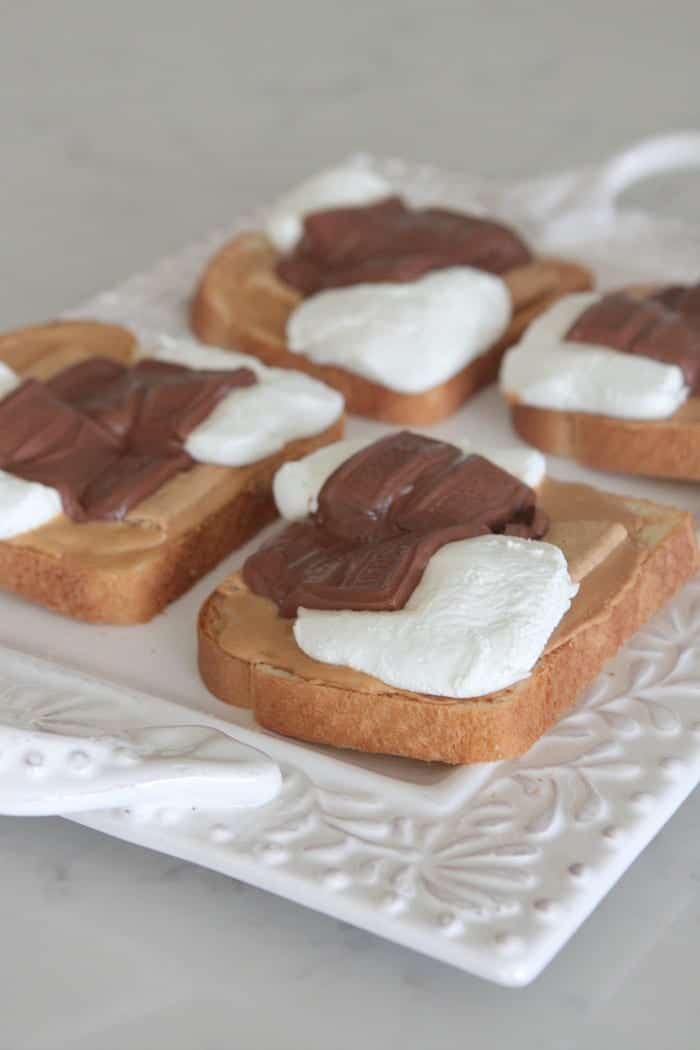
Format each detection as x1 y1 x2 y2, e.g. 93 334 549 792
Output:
48 358 256 450
316 430 460 542
277 196 532 296
0 357 256 522
567 291 700 391
244 432 547 616
650 280 700 329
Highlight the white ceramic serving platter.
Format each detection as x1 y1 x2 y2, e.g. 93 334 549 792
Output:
3 139 700 986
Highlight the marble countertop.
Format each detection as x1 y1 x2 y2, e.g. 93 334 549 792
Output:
2 1 700 1047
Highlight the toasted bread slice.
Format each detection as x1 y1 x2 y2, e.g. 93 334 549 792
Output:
508 398 700 481
190 233 592 424
504 283 700 481
0 321 344 624
198 479 697 764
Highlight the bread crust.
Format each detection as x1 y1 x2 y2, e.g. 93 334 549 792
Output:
0 321 344 623
509 399 700 481
190 232 592 424
198 486 697 764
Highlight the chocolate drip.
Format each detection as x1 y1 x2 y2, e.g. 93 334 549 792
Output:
0 357 257 522
566 291 700 391
276 196 532 296
244 432 547 617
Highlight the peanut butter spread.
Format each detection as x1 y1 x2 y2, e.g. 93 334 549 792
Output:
207 477 683 705
0 321 337 567
195 232 589 377
0 348 254 521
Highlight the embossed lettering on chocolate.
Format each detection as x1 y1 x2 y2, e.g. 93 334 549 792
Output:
243 431 547 616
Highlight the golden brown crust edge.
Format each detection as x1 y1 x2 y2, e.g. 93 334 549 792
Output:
509 400 700 482
0 320 345 623
1 477 277 625
198 508 697 764
190 233 593 424
0 406 344 624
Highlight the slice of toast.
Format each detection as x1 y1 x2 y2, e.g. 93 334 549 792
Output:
0 321 344 624
198 479 697 764
504 283 700 481
190 233 592 424
508 398 700 481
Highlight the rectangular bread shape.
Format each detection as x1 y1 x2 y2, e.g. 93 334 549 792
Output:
198 480 698 763
0 321 344 623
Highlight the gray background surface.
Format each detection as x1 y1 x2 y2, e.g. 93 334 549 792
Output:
2 2 700 1047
